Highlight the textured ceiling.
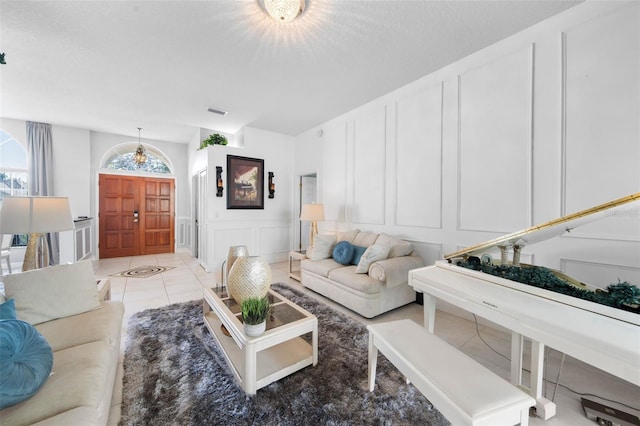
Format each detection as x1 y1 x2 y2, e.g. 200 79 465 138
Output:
0 0 582 143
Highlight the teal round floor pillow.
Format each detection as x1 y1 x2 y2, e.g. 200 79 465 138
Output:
333 241 355 265
0 319 53 409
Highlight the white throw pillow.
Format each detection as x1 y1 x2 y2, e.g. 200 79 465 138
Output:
309 234 337 261
376 233 414 258
355 243 390 274
4 260 100 325
389 241 414 258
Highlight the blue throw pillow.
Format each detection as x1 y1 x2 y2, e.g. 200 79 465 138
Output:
0 319 53 409
0 298 17 320
351 245 368 265
333 241 355 265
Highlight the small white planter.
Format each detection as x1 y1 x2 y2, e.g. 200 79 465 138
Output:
244 321 266 337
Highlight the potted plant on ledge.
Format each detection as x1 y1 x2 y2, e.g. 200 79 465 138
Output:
198 133 228 150
241 297 270 337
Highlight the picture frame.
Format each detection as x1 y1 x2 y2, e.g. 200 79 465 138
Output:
227 155 264 209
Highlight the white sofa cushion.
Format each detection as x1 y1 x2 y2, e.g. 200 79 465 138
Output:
327 266 381 294
337 229 360 243
352 231 379 248
355 243 391 274
301 258 343 278
4 261 100 325
309 234 337 261
0 340 113 425
35 301 124 353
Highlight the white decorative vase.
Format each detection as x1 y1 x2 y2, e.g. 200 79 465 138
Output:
244 321 266 337
227 256 272 304
225 245 249 285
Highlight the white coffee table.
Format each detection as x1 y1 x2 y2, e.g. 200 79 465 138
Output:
202 286 318 395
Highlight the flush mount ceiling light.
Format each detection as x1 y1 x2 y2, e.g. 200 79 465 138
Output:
260 0 306 23
134 127 147 167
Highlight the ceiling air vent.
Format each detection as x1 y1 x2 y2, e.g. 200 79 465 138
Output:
207 107 228 116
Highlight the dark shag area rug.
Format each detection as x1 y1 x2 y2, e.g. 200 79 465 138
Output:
120 283 449 425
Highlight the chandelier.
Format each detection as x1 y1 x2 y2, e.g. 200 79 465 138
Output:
262 0 306 23
134 127 147 167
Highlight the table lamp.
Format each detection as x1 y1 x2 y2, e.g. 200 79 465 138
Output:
300 203 325 247
0 196 74 271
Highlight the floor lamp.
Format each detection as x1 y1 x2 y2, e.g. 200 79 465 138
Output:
300 203 325 247
0 196 74 271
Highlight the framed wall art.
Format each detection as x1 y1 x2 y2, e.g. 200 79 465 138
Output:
227 155 264 209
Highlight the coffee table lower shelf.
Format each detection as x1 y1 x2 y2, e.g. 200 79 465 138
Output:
203 311 314 393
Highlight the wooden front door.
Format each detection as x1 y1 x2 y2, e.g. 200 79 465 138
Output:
99 174 175 259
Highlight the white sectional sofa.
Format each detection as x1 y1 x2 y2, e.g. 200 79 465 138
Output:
0 261 124 426
301 230 424 318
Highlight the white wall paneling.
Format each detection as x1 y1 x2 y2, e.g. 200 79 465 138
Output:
395 84 443 228
201 127 294 272
410 241 443 267
213 228 255 259
293 1 638 286
177 216 191 247
458 45 534 233
259 226 291 260
562 4 640 240
321 122 348 223
353 106 386 225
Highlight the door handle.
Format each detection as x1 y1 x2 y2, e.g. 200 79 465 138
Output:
133 210 139 223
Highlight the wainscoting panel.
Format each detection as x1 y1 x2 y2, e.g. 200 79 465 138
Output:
395 84 443 228
259 226 290 258
411 241 443 267
563 3 639 240
213 228 254 259
177 217 191 248
458 45 533 233
353 106 386 225
561 259 640 291
322 122 348 222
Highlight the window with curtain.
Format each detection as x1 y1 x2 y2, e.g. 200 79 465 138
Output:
0 129 29 246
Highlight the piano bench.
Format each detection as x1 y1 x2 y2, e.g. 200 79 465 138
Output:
367 319 535 426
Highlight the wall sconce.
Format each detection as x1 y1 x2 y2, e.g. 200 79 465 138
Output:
268 172 275 199
216 166 223 197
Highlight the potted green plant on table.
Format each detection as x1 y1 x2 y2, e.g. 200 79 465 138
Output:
198 133 228 150
241 296 270 337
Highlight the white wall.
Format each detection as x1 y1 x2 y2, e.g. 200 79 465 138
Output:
192 126 295 273
294 1 640 289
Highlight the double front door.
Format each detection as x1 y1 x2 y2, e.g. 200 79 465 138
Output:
99 174 175 259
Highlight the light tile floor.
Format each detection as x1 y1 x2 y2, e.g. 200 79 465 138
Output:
92 251 638 426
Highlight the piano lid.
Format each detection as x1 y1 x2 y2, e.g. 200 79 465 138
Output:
445 192 640 261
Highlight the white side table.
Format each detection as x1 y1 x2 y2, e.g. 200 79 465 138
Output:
288 250 306 281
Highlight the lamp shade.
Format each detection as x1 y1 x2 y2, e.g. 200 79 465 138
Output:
0 197 74 234
300 203 325 222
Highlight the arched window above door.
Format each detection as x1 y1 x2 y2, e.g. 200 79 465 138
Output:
102 143 173 174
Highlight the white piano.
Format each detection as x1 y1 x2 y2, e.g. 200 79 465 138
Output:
409 193 640 420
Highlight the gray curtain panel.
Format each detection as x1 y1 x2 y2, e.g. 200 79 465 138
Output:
26 121 60 265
